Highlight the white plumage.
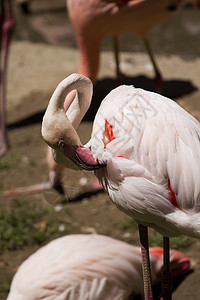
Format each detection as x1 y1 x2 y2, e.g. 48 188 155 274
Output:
41 72 200 240
41 73 200 298
88 85 200 238
7 234 190 300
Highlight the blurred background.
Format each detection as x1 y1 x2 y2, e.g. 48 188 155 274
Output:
0 0 200 299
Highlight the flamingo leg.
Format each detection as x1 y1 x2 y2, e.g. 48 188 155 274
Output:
138 224 153 300
143 37 162 93
160 237 172 300
112 36 122 85
76 32 102 84
0 0 14 156
18 0 30 14
0 0 6 156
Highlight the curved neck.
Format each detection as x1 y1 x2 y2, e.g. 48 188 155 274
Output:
42 74 93 149
49 74 93 128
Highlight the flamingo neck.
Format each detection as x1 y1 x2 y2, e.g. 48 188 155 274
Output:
42 74 93 148
49 74 92 128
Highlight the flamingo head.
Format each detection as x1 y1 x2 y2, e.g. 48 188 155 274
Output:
42 74 106 171
42 110 105 171
150 247 191 284
169 249 191 278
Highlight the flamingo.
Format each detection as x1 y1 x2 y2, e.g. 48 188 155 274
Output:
7 234 190 300
41 73 200 299
2 0 197 195
42 0 196 194
45 0 198 194
66 0 195 88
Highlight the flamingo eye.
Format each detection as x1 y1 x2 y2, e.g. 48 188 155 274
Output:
58 140 65 149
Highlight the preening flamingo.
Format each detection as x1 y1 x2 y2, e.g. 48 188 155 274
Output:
3 0 197 195
66 0 195 87
7 234 190 300
42 0 197 193
45 0 199 194
41 73 200 299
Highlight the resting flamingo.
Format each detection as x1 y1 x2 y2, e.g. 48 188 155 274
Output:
41 73 200 299
7 234 190 300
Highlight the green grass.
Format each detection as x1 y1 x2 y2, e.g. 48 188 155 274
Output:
117 220 192 250
0 282 10 294
149 231 192 249
0 197 72 251
117 219 137 231
0 155 20 172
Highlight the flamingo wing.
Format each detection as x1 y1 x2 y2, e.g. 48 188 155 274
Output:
91 86 200 237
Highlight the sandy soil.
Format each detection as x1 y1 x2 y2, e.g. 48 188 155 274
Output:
0 1 200 299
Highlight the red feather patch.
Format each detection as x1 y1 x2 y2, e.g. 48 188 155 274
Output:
168 180 182 210
105 120 115 142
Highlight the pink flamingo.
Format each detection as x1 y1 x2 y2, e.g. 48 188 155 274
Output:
66 0 195 88
2 0 197 195
7 234 190 300
44 0 198 194
43 0 196 194
41 73 200 299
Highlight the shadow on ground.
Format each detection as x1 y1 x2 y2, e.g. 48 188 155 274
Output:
7 75 197 129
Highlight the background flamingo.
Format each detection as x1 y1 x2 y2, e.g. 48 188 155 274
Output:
66 0 196 89
42 73 200 299
7 234 190 300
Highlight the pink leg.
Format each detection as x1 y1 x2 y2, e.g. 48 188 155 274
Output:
75 31 102 84
143 37 163 93
0 0 15 156
112 36 123 86
46 145 65 194
138 224 153 300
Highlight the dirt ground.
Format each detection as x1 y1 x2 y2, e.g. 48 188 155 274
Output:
0 0 200 299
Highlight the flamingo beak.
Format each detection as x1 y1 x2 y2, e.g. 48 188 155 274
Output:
169 250 191 277
59 142 106 171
